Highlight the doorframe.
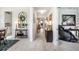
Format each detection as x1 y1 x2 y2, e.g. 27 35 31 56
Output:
4 11 12 36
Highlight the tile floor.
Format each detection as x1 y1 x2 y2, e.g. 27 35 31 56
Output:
7 30 79 51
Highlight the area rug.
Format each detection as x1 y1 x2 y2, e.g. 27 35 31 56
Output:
0 40 19 51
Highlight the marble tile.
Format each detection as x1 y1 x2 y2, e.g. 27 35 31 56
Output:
7 31 79 51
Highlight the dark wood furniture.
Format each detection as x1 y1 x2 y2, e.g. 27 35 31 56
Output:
45 30 53 42
0 29 6 43
15 29 28 38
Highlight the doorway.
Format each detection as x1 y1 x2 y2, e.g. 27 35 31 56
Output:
5 11 12 36
33 7 53 42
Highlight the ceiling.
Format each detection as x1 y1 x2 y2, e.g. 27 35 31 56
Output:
34 7 52 17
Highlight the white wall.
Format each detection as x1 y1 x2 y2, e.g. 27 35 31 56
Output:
11 7 30 38
27 7 33 41
77 8 79 26
58 7 78 25
0 8 5 28
33 11 37 40
58 7 78 36
0 7 30 39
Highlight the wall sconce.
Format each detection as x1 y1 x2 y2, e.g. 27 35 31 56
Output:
15 20 18 28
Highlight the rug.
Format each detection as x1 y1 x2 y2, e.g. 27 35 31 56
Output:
0 40 19 51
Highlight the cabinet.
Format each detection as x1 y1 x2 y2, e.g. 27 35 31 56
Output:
45 30 53 42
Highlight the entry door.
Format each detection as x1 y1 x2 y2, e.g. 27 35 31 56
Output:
5 11 12 36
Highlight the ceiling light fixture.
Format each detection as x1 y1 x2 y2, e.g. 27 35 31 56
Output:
37 10 46 14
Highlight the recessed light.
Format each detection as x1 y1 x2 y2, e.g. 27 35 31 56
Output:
37 10 46 14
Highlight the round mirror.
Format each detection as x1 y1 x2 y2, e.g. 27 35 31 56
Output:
18 11 26 21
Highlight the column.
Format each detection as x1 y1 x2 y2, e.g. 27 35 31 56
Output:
28 7 33 41
52 7 59 46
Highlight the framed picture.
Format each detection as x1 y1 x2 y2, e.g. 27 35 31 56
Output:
62 15 76 26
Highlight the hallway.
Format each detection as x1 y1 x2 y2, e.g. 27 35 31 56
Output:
3 7 79 51
36 29 46 41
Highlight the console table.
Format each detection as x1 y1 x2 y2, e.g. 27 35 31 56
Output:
15 29 28 38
